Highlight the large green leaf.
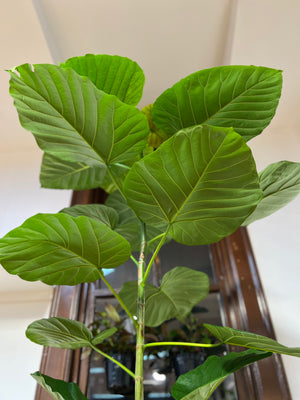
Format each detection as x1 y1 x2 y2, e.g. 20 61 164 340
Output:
105 191 169 252
61 54 145 106
40 153 120 192
0 213 130 285
26 317 116 350
9 63 149 168
204 324 300 357
243 160 300 225
32 372 88 400
152 66 282 141
171 349 271 400
26 317 93 349
123 125 262 245
119 267 210 327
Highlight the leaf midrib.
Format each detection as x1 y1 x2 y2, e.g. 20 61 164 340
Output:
201 70 279 125
169 132 227 225
12 68 107 166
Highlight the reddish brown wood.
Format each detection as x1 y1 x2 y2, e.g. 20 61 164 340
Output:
211 227 291 400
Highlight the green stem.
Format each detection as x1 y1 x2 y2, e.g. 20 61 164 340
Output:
130 254 139 267
135 223 147 400
99 270 138 329
91 344 135 379
142 227 169 285
146 232 165 247
143 341 223 350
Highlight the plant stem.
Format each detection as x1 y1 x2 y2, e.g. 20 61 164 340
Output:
143 341 223 350
99 270 138 329
130 254 139 266
135 223 147 400
91 344 135 379
142 228 169 285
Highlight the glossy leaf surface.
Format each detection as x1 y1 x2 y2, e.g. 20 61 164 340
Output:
9 64 148 168
152 65 282 141
171 349 271 400
26 317 93 349
243 160 300 225
204 324 300 357
40 153 118 192
61 53 145 105
0 213 130 285
120 267 210 326
124 125 262 245
32 372 88 400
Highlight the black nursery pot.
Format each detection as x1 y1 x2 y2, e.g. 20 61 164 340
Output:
173 350 206 377
105 352 135 395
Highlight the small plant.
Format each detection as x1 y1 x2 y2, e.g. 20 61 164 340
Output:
1 54 300 400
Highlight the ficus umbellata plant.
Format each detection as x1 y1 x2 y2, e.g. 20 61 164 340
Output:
1 54 300 400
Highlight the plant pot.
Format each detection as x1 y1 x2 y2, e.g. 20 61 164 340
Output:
173 351 206 377
105 352 135 394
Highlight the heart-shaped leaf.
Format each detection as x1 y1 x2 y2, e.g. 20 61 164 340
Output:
204 324 300 357
0 213 130 285
120 267 210 327
123 125 262 245
243 160 300 225
171 349 271 400
152 65 282 141
40 153 120 192
9 64 149 169
26 317 93 349
32 372 88 400
61 54 145 105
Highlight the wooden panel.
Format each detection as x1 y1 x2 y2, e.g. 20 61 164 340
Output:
211 227 291 400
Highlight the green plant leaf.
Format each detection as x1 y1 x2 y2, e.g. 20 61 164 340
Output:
40 153 119 192
123 125 262 245
204 324 300 357
60 204 119 230
105 191 169 252
141 104 170 147
152 65 282 141
120 267 210 327
243 160 300 225
26 317 93 349
0 213 130 285
61 53 145 105
9 63 149 169
92 327 118 346
32 372 88 400
171 349 271 400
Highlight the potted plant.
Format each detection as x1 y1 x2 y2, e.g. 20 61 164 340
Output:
0 54 300 400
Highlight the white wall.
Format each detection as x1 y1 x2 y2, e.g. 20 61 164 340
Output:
231 1 300 396
0 1 71 398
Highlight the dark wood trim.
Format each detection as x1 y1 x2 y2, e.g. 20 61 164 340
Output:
211 227 291 400
35 189 291 399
